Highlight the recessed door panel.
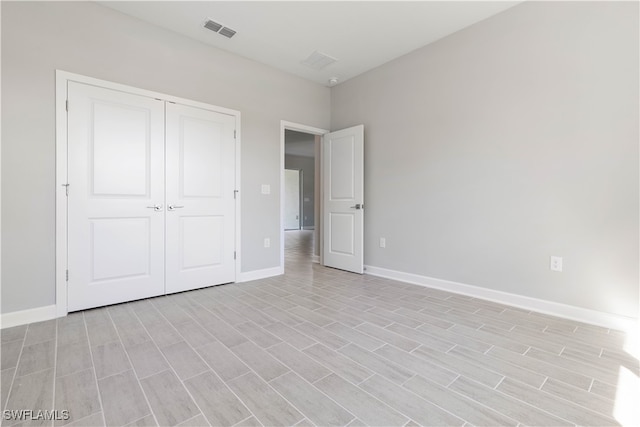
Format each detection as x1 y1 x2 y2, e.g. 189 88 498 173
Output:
329 213 355 255
67 82 165 311
180 216 223 270
91 218 150 281
166 102 236 294
329 136 355 201
323 125 364 274
92 103 150 196
181 117 224 198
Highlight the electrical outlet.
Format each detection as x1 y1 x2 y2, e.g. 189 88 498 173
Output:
550 256 563 272
379 237 386 248
264 238 270 248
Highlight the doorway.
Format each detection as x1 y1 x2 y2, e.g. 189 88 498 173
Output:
280 121 328 268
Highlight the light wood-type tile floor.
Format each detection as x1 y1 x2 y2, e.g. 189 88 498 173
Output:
1 230 638 426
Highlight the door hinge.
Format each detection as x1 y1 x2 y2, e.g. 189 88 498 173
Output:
66 270 69 281
65 100 69 112
62 183 70 196
234 130 237 139
234 251 236 260
234 190 238 199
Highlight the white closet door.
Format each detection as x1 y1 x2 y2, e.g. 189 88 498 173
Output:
67 82 166 311
165 103 236 294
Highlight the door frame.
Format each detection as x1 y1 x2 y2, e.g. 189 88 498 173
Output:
280 121 328 269
55 70 242 317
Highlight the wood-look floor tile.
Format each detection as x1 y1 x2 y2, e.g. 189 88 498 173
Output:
227 372 304 426
160 341 208 381
229 341 289 381
64 412 105 427
360 374 465 426
1 340 23 371
196 341 250 382
263 322 316 350
140 370 200 426
125 414 157 427
267 342 332 383
54 369 100 426
314 374 408 426
338 344 413 385
1 325 27 343
303 344 373 384
16 340 55 377
449 376 571 426
324 323 385 351
5 369 55 425
1 368 15 411
412 345 504 388
98 370 150 426
496 377 618 426
126 340 169 379
23 320 56 347
270 372 355 426
355 323 420 352
448 345 546 388
404 375 518 426
92 341 131 379
374 344 458 387
233 321 282 348
184 371 251 426
488 346 593 390
56 341 93 378
294 322 349 350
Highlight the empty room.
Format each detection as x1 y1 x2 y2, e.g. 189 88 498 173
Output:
1 1 638 426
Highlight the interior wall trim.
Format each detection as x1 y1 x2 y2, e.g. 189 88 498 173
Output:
364 265 638 332
237 266 284 283
1 305 58 329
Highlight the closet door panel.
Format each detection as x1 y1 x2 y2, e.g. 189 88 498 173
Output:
67 82 165 311
165 103 236 293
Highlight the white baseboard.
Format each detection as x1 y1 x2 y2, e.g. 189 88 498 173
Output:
312 255 320 264
1 305 58 329
238 266 284 283
364 265 637 332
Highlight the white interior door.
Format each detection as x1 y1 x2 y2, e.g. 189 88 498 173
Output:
67 82 165 311
165 103 237 294
323 125 364 273
284 169 301 230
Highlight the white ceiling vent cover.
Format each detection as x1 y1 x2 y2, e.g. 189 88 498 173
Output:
301 51 337 70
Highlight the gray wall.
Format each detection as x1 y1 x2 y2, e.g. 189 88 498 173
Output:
331 1 639 318
285 154 315 228
1 1 330 314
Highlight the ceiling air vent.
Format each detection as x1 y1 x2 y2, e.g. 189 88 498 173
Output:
219 27 236 39
301 50 337 70
204 19 236 39
204 19 223 33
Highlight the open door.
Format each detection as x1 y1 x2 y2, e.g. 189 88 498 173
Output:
323 125 364 273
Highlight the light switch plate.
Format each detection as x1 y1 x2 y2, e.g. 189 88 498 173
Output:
261 184 270 195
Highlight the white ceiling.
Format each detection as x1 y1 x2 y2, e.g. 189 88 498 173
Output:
99 1 521 86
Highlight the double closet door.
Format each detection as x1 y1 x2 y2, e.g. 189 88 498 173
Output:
67 82 236 312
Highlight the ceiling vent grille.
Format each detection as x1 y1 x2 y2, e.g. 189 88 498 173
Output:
204 19 236 39
219 27 236 39
301 51 337 70
204 19 223 33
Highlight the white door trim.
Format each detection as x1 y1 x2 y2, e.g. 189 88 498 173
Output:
280 121 328 271
56 70 242 317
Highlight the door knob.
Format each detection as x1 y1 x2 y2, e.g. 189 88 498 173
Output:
146 204 163 212
350 204 363 210
168 205 185 211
